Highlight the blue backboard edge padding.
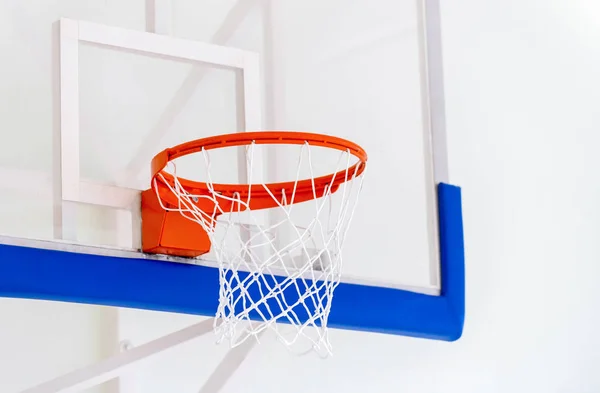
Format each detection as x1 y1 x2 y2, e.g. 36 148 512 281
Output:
0 183 464 341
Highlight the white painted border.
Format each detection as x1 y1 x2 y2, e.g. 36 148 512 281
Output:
57 18 263 244
76 20 247 68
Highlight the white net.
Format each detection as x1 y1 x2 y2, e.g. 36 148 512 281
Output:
152 141 366 356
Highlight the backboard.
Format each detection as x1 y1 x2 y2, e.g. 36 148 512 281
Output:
0 0 464 342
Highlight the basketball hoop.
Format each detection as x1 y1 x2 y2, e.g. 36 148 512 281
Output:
141 131 367 355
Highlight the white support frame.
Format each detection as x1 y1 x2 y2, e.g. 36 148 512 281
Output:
21 320 214 393
20 318 264 393
57 17 262 243
146 0 173 35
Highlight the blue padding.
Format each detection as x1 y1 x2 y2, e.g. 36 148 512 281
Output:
0 183 464 340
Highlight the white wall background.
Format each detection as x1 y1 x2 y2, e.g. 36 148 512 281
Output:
2 0 600 392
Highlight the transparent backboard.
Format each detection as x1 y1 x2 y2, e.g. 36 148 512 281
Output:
0 0 447 294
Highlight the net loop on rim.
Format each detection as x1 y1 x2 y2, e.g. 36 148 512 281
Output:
150 132 367 356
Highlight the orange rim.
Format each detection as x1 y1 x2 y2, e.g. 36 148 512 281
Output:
151 131 368 211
